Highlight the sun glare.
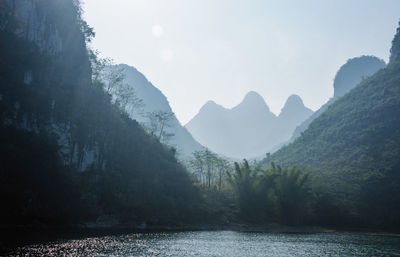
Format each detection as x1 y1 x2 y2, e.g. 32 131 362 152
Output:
152 24 164 38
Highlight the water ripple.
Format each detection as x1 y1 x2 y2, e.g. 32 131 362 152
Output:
4 231 400 256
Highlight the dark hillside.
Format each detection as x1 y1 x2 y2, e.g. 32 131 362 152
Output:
0 0 203 227
268 22 400 229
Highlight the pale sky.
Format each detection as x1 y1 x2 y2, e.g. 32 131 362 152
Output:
82 0 400 125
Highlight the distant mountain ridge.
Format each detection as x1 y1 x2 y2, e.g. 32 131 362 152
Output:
290 55 386 142
267 22 400 228
186 91 313 158
107 64 204 158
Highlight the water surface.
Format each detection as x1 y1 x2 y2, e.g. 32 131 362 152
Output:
4 231 400 256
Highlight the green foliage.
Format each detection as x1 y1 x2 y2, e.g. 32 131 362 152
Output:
267 27 400 230
227 160 260 221
272 164 312 225
188 149 231 190
226 161 312 225
0 0 203 227
1 0 399 231
144 110 175 144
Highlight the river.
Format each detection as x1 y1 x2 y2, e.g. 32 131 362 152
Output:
3 231 400 256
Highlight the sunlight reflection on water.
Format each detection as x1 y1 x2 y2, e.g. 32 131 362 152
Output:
5 231 400 256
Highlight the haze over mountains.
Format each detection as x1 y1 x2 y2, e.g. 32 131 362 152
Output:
104 57 385 160
290 56 386 141
104 64 317 159
267 25 400 227
105 64 204 157
186 55 386 159
186 91 313 158
1 0 400 235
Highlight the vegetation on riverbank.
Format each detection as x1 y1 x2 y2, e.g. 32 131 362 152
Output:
0 0 399 234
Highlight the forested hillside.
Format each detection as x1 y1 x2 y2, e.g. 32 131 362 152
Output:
1 0 399 233
103 64 204 158
267 22 400 229
0 0 203 227
290 56 386 141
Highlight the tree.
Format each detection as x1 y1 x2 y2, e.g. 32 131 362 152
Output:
89 48 113 83
190 150 205 185
271 163 312 225
114 82 144 117
94 63 144 117
145 110 175 144
188 149 231 189
215 157 230 191
203 148 217 188
227 160 259 221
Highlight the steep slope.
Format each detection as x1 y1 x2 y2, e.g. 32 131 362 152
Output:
290 56 386 141
186 91 277 158
229 92 278 156
391 21 400 64
264 95 313 151
106 64 204 158
186 100 236 155
269 22 400 229
186 92 312 158
0 0 202 227
290 98 335 141
273 66 400 174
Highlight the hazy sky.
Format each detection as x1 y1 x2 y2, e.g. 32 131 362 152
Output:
83 0 400 125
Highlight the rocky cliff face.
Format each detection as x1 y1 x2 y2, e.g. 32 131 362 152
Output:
2 0 67 54
0 0 92 170
2 0 90 71
1 0 203 227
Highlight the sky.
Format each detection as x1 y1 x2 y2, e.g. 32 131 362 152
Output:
82 0 400 125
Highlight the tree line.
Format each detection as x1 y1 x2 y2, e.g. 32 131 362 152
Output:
1 0 398 232
187 151 314 225
98 64 176 145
